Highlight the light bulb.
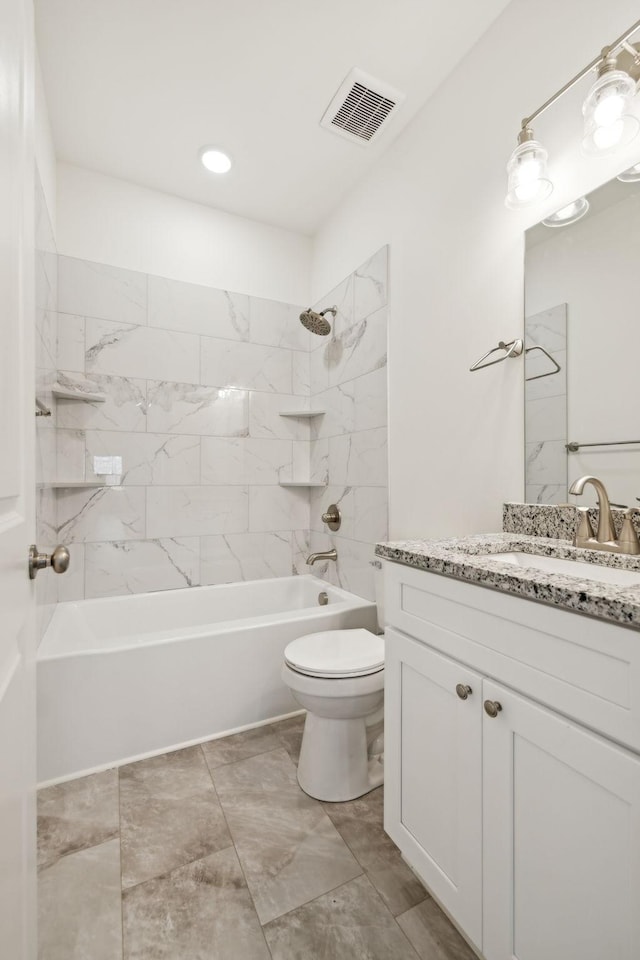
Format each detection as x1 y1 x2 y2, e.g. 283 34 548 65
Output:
582 64 639 156
505 129 553 209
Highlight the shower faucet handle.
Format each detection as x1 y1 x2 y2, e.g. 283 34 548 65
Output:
321 504 341 531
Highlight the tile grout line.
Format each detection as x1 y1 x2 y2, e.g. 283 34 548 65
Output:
198 742 276 958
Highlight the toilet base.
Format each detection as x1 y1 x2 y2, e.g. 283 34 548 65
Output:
296 712 384 802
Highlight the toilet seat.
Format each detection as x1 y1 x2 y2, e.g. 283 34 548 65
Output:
284 628 384 679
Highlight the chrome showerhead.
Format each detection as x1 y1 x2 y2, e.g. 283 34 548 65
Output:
299 305 336 336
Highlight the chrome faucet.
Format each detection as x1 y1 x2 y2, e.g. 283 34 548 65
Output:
306 548 337 565
569 475 640 555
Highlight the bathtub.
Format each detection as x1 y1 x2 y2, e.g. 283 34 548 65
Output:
37 575 378 784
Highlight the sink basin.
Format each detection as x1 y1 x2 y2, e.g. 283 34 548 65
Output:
485 552 640 588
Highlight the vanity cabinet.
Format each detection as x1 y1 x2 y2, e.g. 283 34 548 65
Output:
384 562 640 960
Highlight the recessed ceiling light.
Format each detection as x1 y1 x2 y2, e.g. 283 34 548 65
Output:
200 148 232 174
542 196 590 227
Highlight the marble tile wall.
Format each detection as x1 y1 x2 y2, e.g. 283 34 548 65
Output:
35 174 58 639
308 247 389 602
524 304 567 505
55 255 311 599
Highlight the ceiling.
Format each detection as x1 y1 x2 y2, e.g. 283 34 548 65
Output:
36 0 513 235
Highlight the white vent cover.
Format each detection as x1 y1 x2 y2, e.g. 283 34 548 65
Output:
320 68 406 146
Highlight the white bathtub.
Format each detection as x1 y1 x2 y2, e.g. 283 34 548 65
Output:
37 575 378 784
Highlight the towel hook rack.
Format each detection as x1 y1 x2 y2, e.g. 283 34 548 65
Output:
470 338 523 372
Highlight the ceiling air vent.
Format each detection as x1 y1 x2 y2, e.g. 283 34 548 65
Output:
320 68 406 146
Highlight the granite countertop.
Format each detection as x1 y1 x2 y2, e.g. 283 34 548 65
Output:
375 533 640 630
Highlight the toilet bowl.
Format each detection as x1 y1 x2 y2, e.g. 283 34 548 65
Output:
281 627 384 802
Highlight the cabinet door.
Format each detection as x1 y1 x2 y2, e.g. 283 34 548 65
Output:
385 627 483 946
482 680 640 960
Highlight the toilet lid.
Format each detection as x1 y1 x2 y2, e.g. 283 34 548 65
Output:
284 629 384 678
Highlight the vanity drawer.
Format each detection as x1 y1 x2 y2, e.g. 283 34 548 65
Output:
384 561 640 752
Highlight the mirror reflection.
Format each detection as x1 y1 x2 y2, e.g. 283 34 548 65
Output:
524 174 640 507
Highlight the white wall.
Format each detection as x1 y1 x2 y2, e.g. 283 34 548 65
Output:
311 0 640 540
35 50 56 229
57 164 311 304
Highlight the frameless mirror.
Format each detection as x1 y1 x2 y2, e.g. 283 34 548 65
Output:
524 173 640 507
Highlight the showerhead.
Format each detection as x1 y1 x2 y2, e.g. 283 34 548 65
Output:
299 305 336 336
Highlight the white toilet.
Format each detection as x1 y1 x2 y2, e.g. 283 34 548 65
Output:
281 570 385 802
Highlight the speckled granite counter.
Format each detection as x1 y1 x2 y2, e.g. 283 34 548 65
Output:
375 533 640 630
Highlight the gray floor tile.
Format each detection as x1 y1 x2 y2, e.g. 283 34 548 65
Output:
38 838 122 960
37 768 119 870
323 786 427 916
122 846 270 960
201 713 306 770
119 745 231 889
263 874 420 960
212 747 362 924
397 898 477 960
201 724 284 770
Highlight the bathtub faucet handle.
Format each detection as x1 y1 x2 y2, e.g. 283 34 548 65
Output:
28 543 71 580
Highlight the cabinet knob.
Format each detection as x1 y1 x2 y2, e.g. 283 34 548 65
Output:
455 683 472 700
484 700 502 718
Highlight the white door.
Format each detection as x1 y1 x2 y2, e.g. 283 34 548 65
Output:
0 0 37 957
384 627 483 948
482 680 640 960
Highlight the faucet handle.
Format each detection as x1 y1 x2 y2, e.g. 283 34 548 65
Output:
619 508 640 556
575 506 595 546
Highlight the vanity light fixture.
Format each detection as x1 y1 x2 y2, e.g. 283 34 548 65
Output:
542 196 590 227
617 160 640 182
199 147 232 174
506 17 640 208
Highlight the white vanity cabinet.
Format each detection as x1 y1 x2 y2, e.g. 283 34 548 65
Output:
383 561 640 960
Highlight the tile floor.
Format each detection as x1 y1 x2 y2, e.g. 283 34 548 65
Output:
37 714 476 959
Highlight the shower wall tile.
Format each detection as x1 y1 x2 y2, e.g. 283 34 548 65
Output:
56 373 148 433
57 487 146 544
146 486 249 538
84 538 200 599
86 317 199 382
200 337 293 394
250 297 308 350
248 392 309 441
525 440 567 486
354 247 388 321
201 438 292 486
85 431 200 486
54 251 388 603
146 381 249 437
327 306 387 388
249 486 310 534
58 255 147 325
200 532 292 585
309 246 389 601
56 314 85 373
147 275 250 340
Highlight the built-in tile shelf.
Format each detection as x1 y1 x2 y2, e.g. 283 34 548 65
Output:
37 481 107 489
52 383 106 403
278 410 326 418
279 480 327 488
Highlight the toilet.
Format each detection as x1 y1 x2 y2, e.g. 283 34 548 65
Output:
281 569 385 802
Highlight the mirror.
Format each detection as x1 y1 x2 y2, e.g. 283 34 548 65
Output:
524 174 640 508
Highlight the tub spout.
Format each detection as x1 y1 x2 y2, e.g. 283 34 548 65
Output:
306 549 337 565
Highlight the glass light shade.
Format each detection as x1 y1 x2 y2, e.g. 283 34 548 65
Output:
582 69 639 156
542 196 590 227
505 139 553 208
617 161 640 182
200 148 232 173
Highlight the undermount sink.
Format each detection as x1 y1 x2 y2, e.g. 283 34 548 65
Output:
486 552 640 588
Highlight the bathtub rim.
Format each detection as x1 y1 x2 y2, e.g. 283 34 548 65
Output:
39 574 377 660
